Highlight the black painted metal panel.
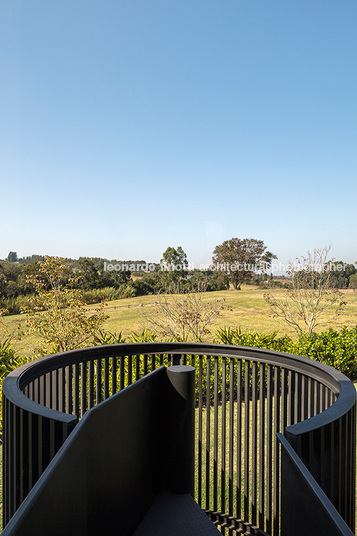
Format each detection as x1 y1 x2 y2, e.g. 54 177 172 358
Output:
278 433 354 536
1 366 197 536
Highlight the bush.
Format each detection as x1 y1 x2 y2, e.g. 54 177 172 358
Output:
81 287 119 304
0 295 33 315
294 327 357 380
94 328 157 345
0 337 27 438
131 275 162 296
215 325 357 381
215 326 293 352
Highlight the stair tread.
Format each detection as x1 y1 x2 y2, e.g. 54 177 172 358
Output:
133 491 222 536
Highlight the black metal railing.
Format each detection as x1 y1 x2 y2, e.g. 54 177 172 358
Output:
2 343 356 535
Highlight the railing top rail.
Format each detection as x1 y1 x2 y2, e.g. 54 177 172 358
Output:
6 341 344 389
2 374 78 425
3 342 355 436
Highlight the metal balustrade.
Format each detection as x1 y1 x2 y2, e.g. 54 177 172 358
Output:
2 343 356 535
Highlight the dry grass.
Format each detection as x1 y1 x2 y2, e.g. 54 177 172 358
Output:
4 285 357 358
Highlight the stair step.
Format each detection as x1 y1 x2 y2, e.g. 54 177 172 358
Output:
133 491 222 536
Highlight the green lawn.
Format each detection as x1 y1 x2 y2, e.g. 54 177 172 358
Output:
4 286 357 358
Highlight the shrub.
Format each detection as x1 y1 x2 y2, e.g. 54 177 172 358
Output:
294 327 357 380
215 326 293 352
94 328 157 345
81 286 135 305
0 295 33 315
81 287 119 304
215 325 357 381
0 336 27 438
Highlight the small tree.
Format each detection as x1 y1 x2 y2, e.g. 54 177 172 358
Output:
349 273 357 291
142 283 226 342
264 247 346 335
24 256 108 355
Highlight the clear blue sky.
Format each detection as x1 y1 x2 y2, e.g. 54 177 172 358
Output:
1 0 356 269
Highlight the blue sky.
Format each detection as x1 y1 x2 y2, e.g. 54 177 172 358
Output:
1 0 356 269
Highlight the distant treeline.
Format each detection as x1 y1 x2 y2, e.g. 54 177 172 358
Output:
1 252 356 316
0 255 232 315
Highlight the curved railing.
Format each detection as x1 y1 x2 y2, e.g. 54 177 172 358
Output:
2 343 356 535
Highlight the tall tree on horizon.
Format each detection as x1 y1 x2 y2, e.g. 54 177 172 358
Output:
212 238 277 290
7 252 18 263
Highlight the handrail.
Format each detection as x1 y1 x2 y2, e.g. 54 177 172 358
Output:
286 374 355 436
3 342 349 431
2 373 77 425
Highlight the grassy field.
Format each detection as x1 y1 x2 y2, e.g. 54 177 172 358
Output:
3 285 357 358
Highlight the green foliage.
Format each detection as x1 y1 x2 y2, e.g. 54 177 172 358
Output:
7 252 18 263
205 272 230 291
328 261 356 289
77 258 101 290
161 246 188 271
81 287 117 304
1 253 233 315
0 312 27 438
94 329 127 345
131 273 163 296
24 256 108 355
0 262 24 299
295 327 357 379
76 258 132 290
81 286 135 305
0 295 32 315
161 245 189 287
0 338 18 437
349 273 357 290
212 238 277 290
0 337 25 380
215 326 292 352
215 325 357 381
94 328 156 345
18 254 45 265
128 329 157 343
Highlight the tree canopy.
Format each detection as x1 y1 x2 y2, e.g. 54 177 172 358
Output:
161 246 188 271
25 256 108 354
160 246 189 288
7 252 18 263
212 238 277 289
